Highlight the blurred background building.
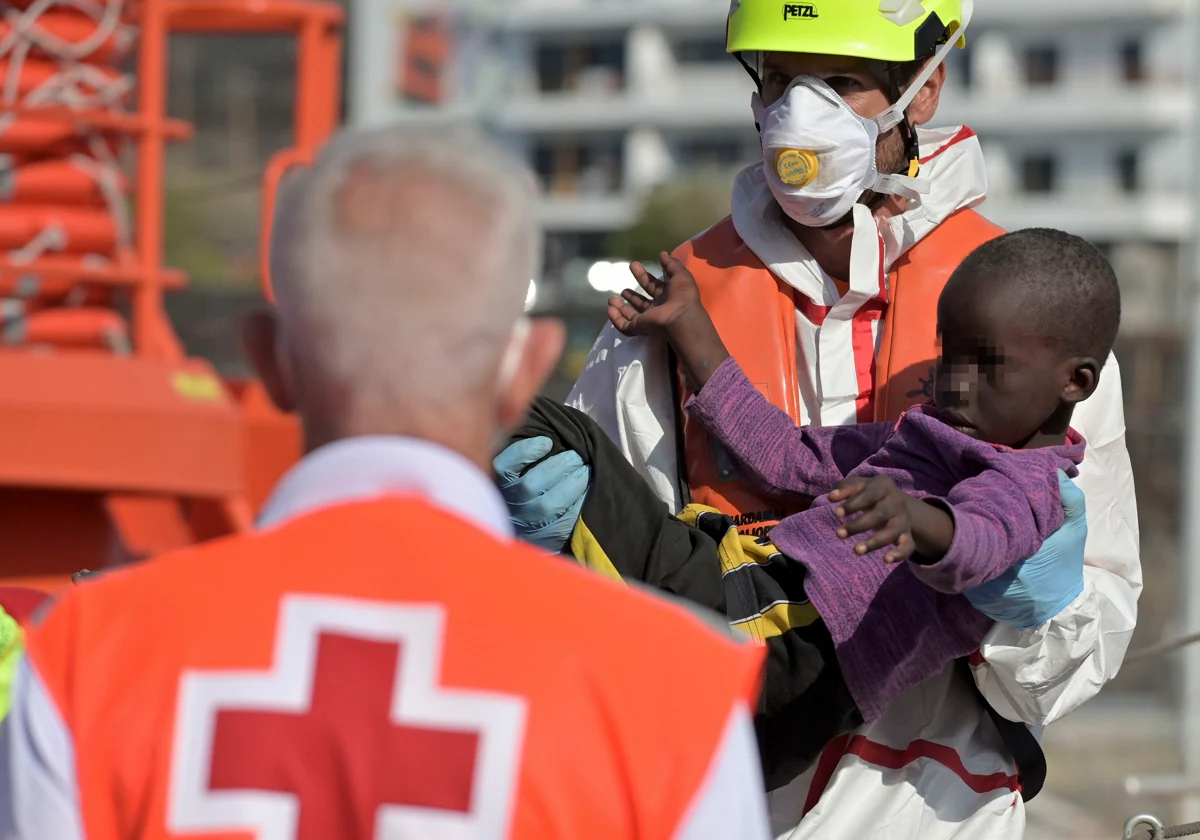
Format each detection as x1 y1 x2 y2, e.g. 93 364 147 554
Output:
160 1 1194 835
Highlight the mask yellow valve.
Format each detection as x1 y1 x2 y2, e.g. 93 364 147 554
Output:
775 149 820 187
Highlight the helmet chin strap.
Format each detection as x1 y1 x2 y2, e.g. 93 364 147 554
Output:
875 22 965 134
742 51 766 136
737 51 763 91
872 21 966 195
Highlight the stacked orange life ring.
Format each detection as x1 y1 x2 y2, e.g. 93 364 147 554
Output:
0 0 135 351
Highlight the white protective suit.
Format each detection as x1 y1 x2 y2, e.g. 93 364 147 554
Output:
567 127 1141 840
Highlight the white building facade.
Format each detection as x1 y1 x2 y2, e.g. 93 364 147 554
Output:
348 0 1193 331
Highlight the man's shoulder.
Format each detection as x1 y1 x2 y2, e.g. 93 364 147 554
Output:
673 217 772 286
311 502 765 704
893 209 1005 292
925 208 1005 253
676 215 736 249
674 216 751 264
34 498 758 679
172 498 743 654
27 524 262 637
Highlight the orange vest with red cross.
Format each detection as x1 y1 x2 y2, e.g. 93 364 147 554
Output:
22 498 764 839
674 209 1004 534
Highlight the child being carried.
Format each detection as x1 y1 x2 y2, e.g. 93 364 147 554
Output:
607 227 1120 723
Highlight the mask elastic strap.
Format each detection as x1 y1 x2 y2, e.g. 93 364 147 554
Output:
875 19 967 134
874 172 931 199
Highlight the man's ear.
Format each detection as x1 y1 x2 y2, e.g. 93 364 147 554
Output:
497 317 566 431
238 307 296 413
906 62 946 127
1062 357 1101 405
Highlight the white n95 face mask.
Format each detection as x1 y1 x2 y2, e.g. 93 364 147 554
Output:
751 21 964 228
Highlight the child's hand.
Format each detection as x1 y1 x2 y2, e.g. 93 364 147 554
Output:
828 476 916 563
607 251 702 338
608 251 730 390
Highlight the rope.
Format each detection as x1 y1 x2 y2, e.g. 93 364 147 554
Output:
1128 632 1200 663
7 222 64 263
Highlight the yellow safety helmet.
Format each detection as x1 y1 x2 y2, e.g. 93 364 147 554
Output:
727 0 969 64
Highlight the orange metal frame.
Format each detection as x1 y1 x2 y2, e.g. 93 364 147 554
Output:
0 0 342 593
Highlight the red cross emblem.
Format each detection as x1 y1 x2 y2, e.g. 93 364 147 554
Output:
168 596 527 840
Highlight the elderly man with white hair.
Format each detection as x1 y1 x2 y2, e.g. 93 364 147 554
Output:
0 124 772 840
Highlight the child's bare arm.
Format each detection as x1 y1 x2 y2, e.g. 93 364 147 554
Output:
607 252 730 390
612 252 893 498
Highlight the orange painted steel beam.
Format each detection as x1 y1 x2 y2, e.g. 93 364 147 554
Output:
132 0 172 360
228 378 304 513
105 494 196 560
165 0 343 33
0 353 244 497
258 7 342 299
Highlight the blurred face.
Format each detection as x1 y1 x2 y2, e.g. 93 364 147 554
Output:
933 280 1076 449
759 51 909 180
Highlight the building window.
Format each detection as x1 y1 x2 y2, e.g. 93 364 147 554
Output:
675 37 728 64
1020 154 1057 193
535 45 566 93
676 137 757 168
535 40 625 94
531 137 623 197
1117 149 1139 193
1022 46 1058 86
1120 39 1145 83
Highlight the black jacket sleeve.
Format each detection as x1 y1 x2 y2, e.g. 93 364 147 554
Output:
505 398 862 790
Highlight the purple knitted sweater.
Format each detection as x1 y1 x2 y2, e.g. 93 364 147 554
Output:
687 357 1086 721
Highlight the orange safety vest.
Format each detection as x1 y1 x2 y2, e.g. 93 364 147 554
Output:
674 209 1004 534
24 498 764 839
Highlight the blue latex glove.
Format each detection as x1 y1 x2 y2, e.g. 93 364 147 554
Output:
964 470 1087 631
494 437 590 552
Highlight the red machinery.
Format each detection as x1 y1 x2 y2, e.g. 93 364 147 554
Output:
0 0 341 593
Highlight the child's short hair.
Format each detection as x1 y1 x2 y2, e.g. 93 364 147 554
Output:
949 228 1122 362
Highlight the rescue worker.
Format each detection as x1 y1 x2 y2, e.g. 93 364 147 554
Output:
495 2 1141 838
0 124 773 840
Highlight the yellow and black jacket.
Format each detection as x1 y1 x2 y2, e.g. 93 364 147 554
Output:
509 398 862 790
